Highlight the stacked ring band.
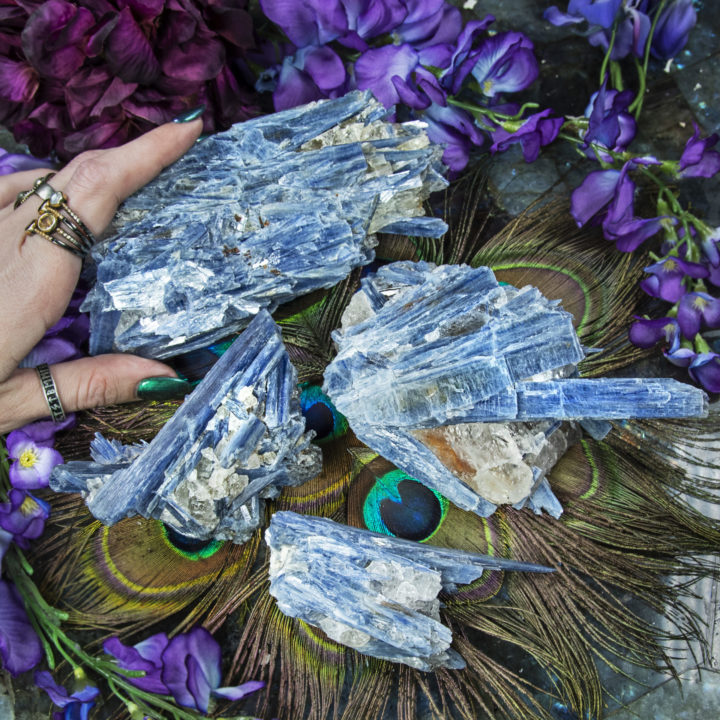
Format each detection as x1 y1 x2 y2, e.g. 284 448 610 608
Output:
15 173 96 260
36 363 67 424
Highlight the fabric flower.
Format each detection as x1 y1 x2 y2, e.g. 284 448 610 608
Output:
639 256 708 303
677 123 720 179
0 489 50 550
582 82 636 158
650 0 696 60
0 0 258 160
35 670 99 720
6 427 63 489
677 292 720 339
628 316 679 348
489 108 563 163
688 352 720 393
0 579 44 676
104 627 264 712
0 148 52 176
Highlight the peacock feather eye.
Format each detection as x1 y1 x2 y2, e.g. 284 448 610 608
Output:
362 468 449 543
161 523 224 560
299 383 349 444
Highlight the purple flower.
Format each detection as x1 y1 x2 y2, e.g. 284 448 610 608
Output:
689 352 720 393
628 316 679 348
104 627 264 712
650 0 696 60
489 108 563 163
570 162 665 251
0 0 259 160
544 0 622 29
677 292 720 339
395 0 463 47
588 3 650 59
0 489 50 550
0 148 51 176
0 579 44 676
6 427 63 490
469 31 538 99
583 82 636 158
640 256 708 303
699 225 720 267
35 671 99 720
422 102 485 174
678 123 720 179
663 334 696 367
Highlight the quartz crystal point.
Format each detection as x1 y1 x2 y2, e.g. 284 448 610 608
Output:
323 261 707 517
266 511 553 670
83 91 448 359
50 311 322 543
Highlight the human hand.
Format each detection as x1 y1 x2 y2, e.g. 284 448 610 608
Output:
0 119 203 434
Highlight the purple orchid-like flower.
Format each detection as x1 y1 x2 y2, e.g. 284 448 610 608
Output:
489 108 563 163
571 162 666 251
640 256 708 303
583 82 636 158
469 31 538 99
689 352 720 393
104 627 264 712
699 225 720 268
422 102 485 174
395 0 463 47
677 292 720 339
663 332 696 367
35 671 99 720
544 0 623 29
0 148 52 176
650 0 696 60
0 488 50 551
628 315 679 348
6 427 63 490
677 123 720 179
0 579 44 676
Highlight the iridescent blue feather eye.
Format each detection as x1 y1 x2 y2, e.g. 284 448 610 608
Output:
161 523 223 560
170 340 233 383
363 469 448 542
299 383 348 443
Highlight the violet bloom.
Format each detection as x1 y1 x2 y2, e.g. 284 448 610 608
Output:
0 579 44 676
35 671 99 720
0 489 50 550
469 32 538 99
689 352 720 393
583 82 636 159
677 123 720 179
423 103 486 174
663 333 696 367
544 0 622 29
650 0 696 60
6 427 63 490
640 256 708 303
677 292 720 339
489 109 563 163
628 316 679 348
0 148 51 176
395 0 463 47
700 226 720 268
104 627 264 712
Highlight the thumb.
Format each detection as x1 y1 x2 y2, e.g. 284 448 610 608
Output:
0 355 192 434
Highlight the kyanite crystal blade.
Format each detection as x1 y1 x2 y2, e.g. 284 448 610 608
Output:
50 312 321 543
266 511 552 670
83 92 448 359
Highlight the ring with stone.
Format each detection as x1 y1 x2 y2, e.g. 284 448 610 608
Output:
36 363 66 424
16 174 96 259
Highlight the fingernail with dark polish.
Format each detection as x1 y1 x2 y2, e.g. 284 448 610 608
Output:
173 105 205 123
137 377 193 401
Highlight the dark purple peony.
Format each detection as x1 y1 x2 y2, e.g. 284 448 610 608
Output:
628 315 679 348
639 256 708 303
489 108 563 163
677 123 720 179
677 292 720 339
0 0 258 160
582 82 636 159
104 626 264 712
0 579 44 676
35 670 99 720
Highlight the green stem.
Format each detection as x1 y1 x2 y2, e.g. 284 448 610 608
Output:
599 20 618 86
629 0 669 119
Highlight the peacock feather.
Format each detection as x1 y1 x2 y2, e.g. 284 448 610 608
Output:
38 179 720 720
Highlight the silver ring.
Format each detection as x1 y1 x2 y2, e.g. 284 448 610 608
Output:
36 363 66 423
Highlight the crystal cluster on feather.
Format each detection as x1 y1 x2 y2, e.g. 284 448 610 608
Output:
83 91 448 360
323 261 708 518
266 511 553 671
50 312 321 544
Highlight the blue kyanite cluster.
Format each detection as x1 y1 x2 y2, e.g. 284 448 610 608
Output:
266 511 553 671
83 91 448 359
50 312 322 544
323 261 707 517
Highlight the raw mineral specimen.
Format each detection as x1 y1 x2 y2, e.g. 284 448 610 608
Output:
323 261 707 518
266 511 553 670
50 312 322 544
83 91 448 359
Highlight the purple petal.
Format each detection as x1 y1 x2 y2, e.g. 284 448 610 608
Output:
298 45 346 91
186 654 214 713
273 61 325 111
605 215 664 252
0 57 38 103
161 34 225 82
0 148 50 176
651 0 696 60
471 32 537 96
104 7 161 84
104 634 169 694
21 337 80 368
689 353 720 393
677 293 704 338
628 317 679 348
355 44 418 109
35 671 72 706
0 581 43 676
570 169 621 225
213 679 266 701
